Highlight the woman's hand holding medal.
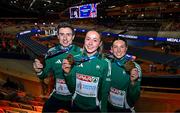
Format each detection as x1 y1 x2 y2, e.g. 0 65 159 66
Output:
124 61 139 85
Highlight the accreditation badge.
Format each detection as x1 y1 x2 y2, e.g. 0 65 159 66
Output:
75 73 99 97
56 79 71 95
109 87 126 108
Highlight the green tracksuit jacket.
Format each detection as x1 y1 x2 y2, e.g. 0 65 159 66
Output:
36 44 81 101
64 52 111 112
108 55 142 110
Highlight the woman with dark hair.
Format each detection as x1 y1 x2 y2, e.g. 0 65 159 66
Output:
62 30 111 112
107 38 142 112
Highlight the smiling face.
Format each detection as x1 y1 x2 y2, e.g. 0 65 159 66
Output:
57 27 74 47
111 39 127 59
84 30 102 56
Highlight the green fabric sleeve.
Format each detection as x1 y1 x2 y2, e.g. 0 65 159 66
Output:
128 62 142 106
100 59 111 112
38 58 52 79
128 80 141 106
64 66 76 93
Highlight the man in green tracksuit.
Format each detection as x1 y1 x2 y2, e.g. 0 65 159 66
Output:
33 22 81 112
107 38 142 112
62 30 111 112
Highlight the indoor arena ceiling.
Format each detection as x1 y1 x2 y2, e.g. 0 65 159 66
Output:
0 0 179 18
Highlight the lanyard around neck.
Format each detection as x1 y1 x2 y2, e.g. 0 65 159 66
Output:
74 54 98 64
115 54 132 67
60 45 73 53
45 45 73 59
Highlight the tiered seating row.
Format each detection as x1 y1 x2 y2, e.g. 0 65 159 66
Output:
0 100 43 113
